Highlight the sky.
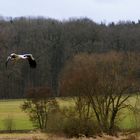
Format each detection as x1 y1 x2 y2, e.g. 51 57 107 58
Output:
0 0 140 24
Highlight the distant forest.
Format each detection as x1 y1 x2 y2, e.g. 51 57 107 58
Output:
0 17 140 98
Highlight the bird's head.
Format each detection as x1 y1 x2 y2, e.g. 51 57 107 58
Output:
10 53 18 60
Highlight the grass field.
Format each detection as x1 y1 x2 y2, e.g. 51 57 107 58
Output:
0 99 34 130
0 98 74 130
118 95 140 129
0 97 139 131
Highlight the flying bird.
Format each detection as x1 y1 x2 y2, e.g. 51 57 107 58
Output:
6 53 37 68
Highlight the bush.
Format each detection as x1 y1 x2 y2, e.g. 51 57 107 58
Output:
44 105 99 137
46 111 65 133
63 117 98 137
59 106 99 137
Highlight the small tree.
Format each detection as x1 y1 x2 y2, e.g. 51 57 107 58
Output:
21 86 59 130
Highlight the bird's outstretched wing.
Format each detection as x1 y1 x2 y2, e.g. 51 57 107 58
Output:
24 54 37 68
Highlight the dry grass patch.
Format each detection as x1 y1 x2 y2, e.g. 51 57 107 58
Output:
0 132 47 140
0 132 139 140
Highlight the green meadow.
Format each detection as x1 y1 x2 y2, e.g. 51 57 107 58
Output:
118 95 140 129
0 97 139 130
0 99 34 130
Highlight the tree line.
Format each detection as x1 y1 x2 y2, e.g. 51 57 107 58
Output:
0 17 140 98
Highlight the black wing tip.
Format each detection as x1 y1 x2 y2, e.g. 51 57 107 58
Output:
26 55 37 68
29 60 37 68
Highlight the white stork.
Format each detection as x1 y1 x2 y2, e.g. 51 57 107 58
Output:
6 53 37 68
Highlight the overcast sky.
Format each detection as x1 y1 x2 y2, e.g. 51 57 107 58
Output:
0 0 140 24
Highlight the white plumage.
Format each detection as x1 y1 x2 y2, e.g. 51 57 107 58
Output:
6 53 37 68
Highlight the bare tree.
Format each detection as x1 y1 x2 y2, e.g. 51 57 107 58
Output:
60 52 138 135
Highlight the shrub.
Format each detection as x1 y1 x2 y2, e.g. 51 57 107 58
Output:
59 106 99 137
63 117 98 137
21 86 59 130
46 111 65 133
